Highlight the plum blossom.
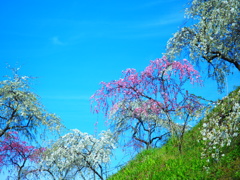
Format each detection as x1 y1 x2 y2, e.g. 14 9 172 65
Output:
39 129 116 180
91 56 208 151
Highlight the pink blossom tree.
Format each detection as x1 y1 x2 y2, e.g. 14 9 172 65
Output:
91 56 208 152
0 131 45 179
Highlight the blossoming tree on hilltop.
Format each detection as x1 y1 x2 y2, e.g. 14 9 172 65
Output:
166 0 240 91
91 56 208 152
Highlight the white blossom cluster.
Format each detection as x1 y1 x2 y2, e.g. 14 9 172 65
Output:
0 72 62 139
39 129 116 179
200 88 240 164
166 0 240 90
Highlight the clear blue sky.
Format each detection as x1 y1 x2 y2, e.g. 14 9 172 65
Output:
0 0 239 178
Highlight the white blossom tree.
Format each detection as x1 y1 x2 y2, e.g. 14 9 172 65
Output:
200 87 240 165
0 69 62 140
166 0 240 91
37 129 116 180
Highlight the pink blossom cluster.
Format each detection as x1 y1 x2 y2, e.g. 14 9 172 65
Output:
91 56 203 118
0 131 45 170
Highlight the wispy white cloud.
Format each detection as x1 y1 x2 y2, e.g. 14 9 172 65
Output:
130 0 182 10
45 10 184 44
133 16 185 29
51 36 65 45
43 95 90 101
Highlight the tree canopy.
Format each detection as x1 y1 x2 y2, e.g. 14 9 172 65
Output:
38 129 115 180
166 0 240 91
91 56 208 151
0 70 62 140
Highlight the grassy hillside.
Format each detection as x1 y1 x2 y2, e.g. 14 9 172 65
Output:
108 87 240 180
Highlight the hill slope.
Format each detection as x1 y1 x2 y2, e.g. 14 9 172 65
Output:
108 87 240 180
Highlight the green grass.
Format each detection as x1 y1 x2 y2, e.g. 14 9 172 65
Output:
108 87 240 180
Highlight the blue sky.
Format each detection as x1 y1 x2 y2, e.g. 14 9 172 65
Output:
0 0 239 178
0 0 191 132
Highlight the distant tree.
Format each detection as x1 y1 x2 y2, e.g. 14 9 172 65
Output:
0 131 45 180
166 0 240 91
91 56 208 152
38 129 116 180
0 69 62 140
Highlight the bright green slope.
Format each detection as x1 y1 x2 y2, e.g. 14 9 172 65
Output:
108 87 240 180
